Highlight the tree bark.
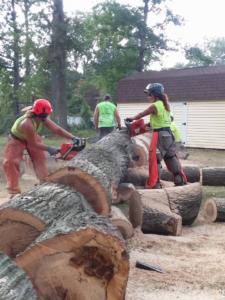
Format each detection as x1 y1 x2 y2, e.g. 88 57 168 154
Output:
124 167 149 187
161 166 201 183
165 183 202 225
203 198 225 222
47 130 135 215
202 167 225 186
0 252 37 300
138 189 182 236
50 0 67 128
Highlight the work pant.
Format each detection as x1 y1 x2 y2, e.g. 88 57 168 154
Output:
3 135 48 195
146 129 187 188
99 127 114 139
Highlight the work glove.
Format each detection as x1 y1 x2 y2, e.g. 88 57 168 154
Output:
125 117 134 123
72 136 82 146
47 146 60 156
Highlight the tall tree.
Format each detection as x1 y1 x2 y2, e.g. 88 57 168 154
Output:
50 0 67 128
137 0 182 72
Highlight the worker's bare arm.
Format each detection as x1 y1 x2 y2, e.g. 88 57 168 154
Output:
133 104 156 120
115 109 121 129
44 118 73 139
93 107 99 129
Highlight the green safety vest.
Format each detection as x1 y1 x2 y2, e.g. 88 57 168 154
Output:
97 101 116 128
150 100 171 129
170 121 182 142
11 115 43 140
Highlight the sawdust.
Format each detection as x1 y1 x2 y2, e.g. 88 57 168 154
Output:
1 149 225 299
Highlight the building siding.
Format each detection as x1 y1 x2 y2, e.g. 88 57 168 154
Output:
118 101 225 149
186 101 225 149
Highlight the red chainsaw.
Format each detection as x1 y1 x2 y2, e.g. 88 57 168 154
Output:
56 137 86 160
124 118 151 137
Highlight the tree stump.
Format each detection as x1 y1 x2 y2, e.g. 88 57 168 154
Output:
0 252 37 300
203 198 225 222
138 189 182 236
202 167 225 186
165 183 202 225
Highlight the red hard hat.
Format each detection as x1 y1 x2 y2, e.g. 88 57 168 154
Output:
33 99 53 116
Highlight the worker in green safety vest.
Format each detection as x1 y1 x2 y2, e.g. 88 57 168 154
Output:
93 94 121 139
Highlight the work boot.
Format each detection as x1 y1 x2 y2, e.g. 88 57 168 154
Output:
174 174 186 186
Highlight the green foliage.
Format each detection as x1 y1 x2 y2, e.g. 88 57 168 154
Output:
184 47 214 67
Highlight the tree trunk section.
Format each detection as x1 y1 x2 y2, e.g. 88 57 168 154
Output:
0 252 37 299
129 140 148 168
165 183 202 225
202 167 225 186
110 206 134 239
124 167 149 187
50 0 67 128
161 166 201 183
0 183 129 299
47 130 134 215
115 183 143 228
138 189 182 236
203 198 225 222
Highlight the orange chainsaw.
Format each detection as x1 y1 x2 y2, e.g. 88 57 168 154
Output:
57 137 86 160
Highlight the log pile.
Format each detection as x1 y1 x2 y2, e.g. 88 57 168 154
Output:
0 130 135 300
0 130 206 298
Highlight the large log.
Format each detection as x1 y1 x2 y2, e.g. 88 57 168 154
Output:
114 183 143 228
165 183 202 225
203 198 225 222
161 165 201 183
110 206 134 239
202 167 225 186
0 183 129 300
0 252 37 299
47 130 135 215
138 189 182 236
124 167 149 187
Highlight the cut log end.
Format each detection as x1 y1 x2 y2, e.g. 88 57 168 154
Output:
46 167 109 215
110 206 134 239
16 229 129 300
203 198 225 222
0 221 41 258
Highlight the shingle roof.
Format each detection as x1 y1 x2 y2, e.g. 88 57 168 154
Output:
116 65 225 103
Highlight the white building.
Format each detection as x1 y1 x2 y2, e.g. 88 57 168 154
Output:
116 66 225 149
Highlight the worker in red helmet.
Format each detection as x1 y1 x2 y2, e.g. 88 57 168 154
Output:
3 99 76 198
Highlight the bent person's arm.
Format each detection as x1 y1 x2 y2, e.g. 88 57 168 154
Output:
93 107 99 129
115 109 121 129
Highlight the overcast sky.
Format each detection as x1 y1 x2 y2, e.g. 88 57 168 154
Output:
63 0 225 69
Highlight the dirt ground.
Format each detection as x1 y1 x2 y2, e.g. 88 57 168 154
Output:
1 148 225 299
